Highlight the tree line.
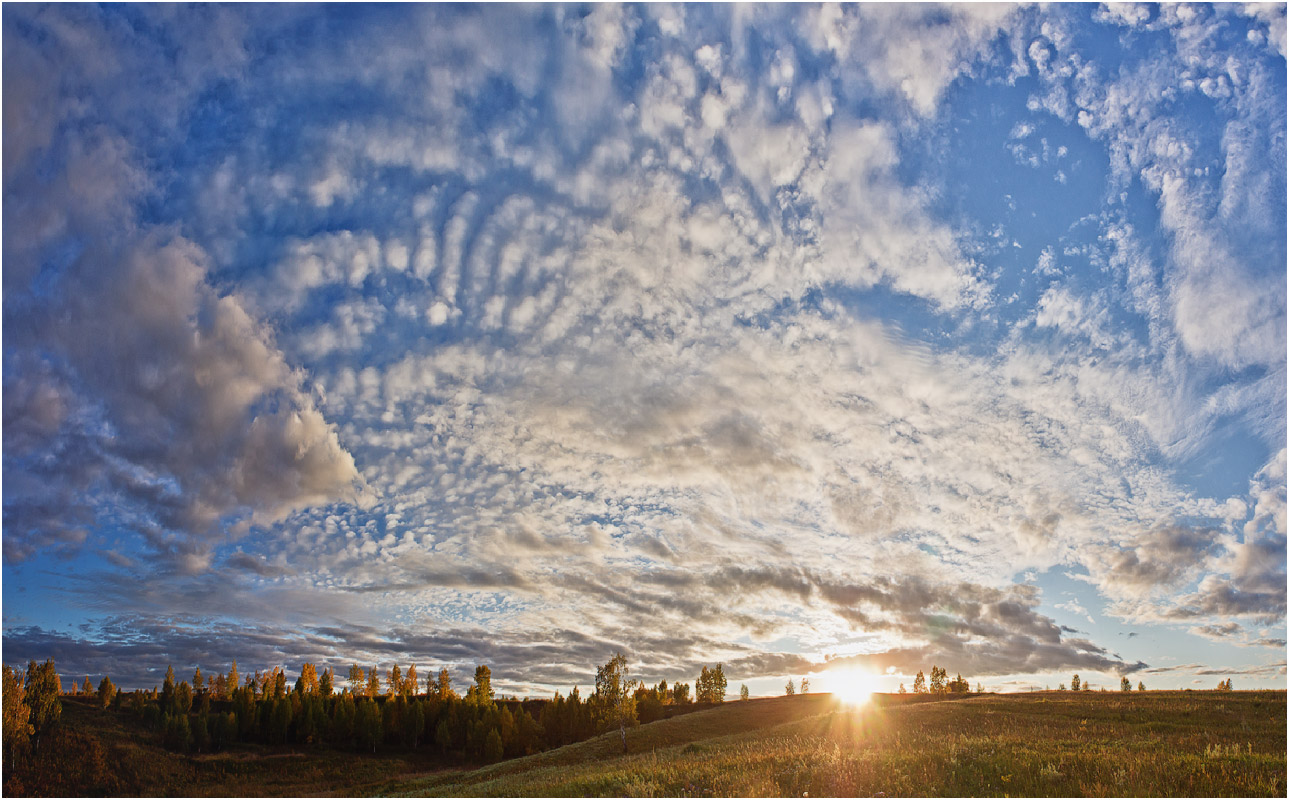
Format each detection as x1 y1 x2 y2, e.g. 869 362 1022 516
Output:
2 654 734 766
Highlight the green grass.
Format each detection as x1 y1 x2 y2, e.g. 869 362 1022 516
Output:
382 691 1287 797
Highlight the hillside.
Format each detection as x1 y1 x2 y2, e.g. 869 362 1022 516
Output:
381 690 1287 797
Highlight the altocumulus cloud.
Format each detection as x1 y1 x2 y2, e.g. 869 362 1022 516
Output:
3 3 1284 691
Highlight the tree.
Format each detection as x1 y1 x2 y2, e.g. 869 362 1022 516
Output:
976 682 984 693
898 683 906 694
355 699 382 752
785 679 795 696
1082 681 1091 691
227 660 240 701
3 665 34 766
1138 681 1146 692
913 670 926 693
193 667 205 694
671 682 690 704
405 665 418 697
348 665 366 696
300 663 319 695
436 667 453 699
387 664 403 697
1121 676 1132 692
929 666 946 694
740 684 750 701
800 677 810 694
1058 683 1067 691
948 673 970 693
695 664 728 703
320 668 334 697
593 653 638 753
162 664 177 711
468 665 494 706
1070 674 1081 691
25 659 62 747
366 666 381 698
81 675 93 695
97 676 117 710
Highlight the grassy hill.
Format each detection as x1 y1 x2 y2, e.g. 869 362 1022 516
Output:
381 690 1287 797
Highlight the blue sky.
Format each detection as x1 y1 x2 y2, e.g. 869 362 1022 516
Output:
3 3 1285 696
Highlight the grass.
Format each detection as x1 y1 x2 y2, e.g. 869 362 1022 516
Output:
382 690 1287 797
9 690 1284 796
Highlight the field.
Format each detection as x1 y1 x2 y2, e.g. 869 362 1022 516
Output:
6 690 1284 797
383 691 1287 798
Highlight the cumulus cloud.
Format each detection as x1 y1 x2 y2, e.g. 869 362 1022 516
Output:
3 3 1282 691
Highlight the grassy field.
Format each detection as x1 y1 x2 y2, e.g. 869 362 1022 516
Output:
382 690 1287 797
8 690 1284 796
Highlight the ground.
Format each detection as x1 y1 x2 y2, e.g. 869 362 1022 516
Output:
6 690 1285 797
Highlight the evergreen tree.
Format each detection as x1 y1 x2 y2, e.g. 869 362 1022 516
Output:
81 675 93 695
300 663 319 695
193 667 204 693
355 698 382 753
97 675 117 710
320 668 334 697
162 664 177 711
469 665 494 705
228 660 240 699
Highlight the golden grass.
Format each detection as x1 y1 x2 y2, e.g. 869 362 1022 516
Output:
382 690 1287 797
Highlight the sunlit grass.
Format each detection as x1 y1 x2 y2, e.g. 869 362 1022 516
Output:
389 690 1287 797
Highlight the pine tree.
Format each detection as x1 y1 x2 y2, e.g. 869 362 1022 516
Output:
319 668 334 697
228 660 240 699
470 665 493 705
97 676 117 710
297 663 317 695
193 667 205 693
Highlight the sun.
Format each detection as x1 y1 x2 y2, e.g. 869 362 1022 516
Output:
830 669 882 706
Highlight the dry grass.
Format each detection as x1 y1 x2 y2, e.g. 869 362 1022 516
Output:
383 690 1287 797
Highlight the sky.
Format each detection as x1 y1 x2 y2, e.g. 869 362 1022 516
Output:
3 2 1285 697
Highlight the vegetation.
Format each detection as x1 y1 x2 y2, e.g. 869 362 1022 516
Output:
4 655 1283 797
388 690 1288 798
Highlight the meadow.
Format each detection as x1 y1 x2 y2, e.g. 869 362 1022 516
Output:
384 690 1287 798
5 689 1284 796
